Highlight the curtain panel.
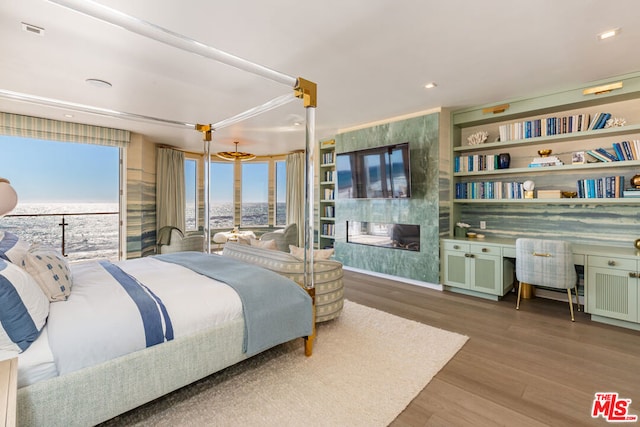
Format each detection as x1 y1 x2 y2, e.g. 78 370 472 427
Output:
156 148 186 234
0 112 130 147
286 151 305 246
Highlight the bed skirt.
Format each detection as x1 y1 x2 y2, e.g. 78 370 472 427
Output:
17 317 246 427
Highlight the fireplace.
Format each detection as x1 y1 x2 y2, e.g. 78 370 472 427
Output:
346 221 420 251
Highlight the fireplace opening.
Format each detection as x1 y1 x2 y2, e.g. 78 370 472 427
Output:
346 221 420 251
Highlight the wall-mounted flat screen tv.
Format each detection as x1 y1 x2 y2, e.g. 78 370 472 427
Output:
336 142 411 199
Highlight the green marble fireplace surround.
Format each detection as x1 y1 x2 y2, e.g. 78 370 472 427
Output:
334 112 446 284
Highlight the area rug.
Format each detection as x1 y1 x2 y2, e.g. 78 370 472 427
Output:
102 300 468 427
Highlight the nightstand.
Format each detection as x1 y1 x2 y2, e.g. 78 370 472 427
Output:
0 357 17 427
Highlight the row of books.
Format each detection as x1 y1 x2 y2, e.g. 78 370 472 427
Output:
454 154 500 172
624 188 640 198
322 170 336 182
322 205 335 218
586 140 640 162
322 188 335 200
321 151 334 165
455 181 525 200
497 112 609 142
576 176 626 198
321 223 335 237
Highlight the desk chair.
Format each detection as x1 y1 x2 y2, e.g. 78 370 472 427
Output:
515 238 579 321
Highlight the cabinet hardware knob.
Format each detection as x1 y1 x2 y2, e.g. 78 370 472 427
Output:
608 260 616 266
630 272 639 278
482 248 488 252
453 245 460 250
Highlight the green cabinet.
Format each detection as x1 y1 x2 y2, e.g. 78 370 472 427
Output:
587 255 639 323
442 239 513 299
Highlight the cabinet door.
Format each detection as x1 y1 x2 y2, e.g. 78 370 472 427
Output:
587 266 638 322
443 250 469 289
470 253 501 295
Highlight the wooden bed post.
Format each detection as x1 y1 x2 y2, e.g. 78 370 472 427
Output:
304 287 316 357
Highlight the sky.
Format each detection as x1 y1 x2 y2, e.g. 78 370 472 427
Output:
0 135 119 203
1 135 287 205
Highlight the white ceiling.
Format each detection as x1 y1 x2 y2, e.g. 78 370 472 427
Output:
1 0 639 155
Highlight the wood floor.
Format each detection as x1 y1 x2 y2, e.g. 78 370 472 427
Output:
342 270 640 427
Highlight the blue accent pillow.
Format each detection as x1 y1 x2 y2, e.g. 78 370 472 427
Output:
0 231 30 264
21 246 73 302
0 259 49 353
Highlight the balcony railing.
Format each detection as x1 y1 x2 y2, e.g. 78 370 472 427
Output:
2 211 119 261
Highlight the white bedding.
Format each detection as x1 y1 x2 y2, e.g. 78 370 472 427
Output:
8 257 244 386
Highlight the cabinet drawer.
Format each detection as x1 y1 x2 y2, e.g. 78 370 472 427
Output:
469 244 501 256
588 255 637 271
443 241 469 252
502 246 516 258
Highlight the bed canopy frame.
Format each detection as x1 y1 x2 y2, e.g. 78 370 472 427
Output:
46 0 318 285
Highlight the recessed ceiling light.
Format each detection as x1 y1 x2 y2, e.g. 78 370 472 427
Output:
85 78 112 88
598 28 621 40
424 82 437 89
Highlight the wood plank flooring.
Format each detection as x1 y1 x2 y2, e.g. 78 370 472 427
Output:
342 270 640 426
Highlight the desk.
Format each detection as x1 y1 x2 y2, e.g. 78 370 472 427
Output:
0 357 17 427
441 237 640 331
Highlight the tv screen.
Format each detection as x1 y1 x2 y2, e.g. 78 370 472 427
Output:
337 142 411 199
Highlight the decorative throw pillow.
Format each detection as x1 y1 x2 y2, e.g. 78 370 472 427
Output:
0 259 49 352
288 245 335 260
21 246 73 302
249 238 277 250
0 231 30 265
236 235 252 245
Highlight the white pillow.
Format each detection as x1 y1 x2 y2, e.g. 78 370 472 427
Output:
249 238 277 250
21 246 73 302
0 231 30 265
288 245 335 260
0 259 49 353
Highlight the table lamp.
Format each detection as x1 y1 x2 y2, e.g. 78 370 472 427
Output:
0 178 18 217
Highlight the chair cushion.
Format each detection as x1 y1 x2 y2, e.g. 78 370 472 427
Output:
260 223 298 252
515 238 577 289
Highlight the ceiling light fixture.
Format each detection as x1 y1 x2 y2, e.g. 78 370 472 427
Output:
216 141 256 161
21 22 45 36
598 28 621 40
85 78 112 88
424 82 437 89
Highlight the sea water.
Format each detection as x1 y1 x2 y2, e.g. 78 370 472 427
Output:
1 202 286 262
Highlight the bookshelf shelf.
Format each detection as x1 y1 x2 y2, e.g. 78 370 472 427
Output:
454 123 640 154
453 198 640 205
454 159 640 177
318 140 336 249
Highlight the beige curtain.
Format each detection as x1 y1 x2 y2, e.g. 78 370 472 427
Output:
286 151 305 246
156 147 185 234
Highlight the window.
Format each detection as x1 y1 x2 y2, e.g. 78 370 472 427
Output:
184 159 197 231
210 162 234 229
275 160 287 226
241 162 269 226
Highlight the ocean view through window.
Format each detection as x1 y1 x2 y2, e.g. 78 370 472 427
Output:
0 136 120 261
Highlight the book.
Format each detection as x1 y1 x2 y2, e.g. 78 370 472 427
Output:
586 150 608 162
595 148 619 161
612 142 626 161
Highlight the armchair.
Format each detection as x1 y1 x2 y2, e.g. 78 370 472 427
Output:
157 226 204 254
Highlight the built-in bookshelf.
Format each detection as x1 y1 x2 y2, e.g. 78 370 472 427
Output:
318 139 336 249
450 73 640 241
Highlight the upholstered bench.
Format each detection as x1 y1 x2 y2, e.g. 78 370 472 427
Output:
221 242 344 322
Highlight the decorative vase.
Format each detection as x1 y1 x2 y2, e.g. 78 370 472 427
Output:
498 153 511 169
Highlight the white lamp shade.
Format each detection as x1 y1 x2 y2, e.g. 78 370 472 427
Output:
0 179 18 216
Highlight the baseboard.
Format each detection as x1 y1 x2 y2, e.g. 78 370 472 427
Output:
342 266 443 291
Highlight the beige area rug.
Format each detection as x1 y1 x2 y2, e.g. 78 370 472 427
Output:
103 300 468 427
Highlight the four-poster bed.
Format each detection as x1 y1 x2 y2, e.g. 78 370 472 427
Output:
7 1 322 425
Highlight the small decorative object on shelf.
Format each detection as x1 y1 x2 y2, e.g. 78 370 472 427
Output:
604 117 626 128
454 222 470 237
572 151 586 164
467 131 488 145
635 238 640 250
498 153 511 169
523 180 535 198
561 191 578 198
631 174 640 189
537 149 552 157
